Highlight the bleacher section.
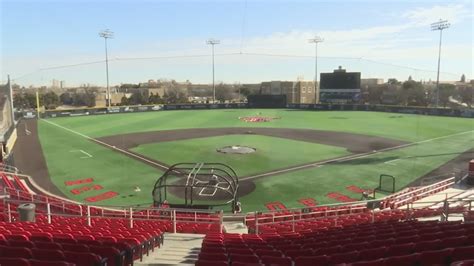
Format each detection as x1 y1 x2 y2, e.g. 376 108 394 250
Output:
198 220 474 266
1 167 473 265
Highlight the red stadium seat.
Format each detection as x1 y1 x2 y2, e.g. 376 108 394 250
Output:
231 254 260 263
0 257 31 266
442 236 468 248
450 260 474 266
358 247 387 261
33 241 62 250
260 255 291 266
32 248 65 261
29 260 75 266
419 248 453 266
452 246 474 261
0 246 33 259
385 254 419 266
63 251 103 266
414 239 442 252
329 251 360 264
351 259 386 266
195 260 228 266
89 246 123 266
386 243 415 256
8 240 35 248
295 255 329 266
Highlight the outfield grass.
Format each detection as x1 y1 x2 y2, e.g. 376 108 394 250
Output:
240 131 473 211
37 110 473 210
47 109 473 142
131 135 350 177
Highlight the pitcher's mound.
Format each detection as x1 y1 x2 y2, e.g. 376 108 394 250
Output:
217 145 256 154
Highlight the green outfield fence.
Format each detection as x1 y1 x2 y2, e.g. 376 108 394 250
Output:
18 102 474 119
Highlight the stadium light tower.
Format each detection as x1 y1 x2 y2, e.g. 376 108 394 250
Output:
309 36 324 104
207 39 220 103
99 29 114 108
431 19 450 108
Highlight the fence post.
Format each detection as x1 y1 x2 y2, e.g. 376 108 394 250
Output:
255 212 259 235
7 203 11 223
86 205 91 226
371 210 375 223
219 210 223 233
441 198 448 222
172 210 177 233
292 212 295 232
47 203 51 224
129 207 133 228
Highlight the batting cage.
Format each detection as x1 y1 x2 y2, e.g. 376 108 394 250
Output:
152 163 240 212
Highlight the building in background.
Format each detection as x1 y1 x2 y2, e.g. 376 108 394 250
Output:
361 78 384 89
259 80 316 104
319 66 361 104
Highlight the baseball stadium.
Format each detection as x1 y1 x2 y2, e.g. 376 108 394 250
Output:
1 1 474 266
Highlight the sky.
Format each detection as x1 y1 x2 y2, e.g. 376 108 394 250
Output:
1 0 472 87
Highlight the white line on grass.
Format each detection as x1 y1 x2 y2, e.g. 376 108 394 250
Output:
384 158 400 165
240 129 473 181
42 118 472 181
69 150 93 159
42 119 169 169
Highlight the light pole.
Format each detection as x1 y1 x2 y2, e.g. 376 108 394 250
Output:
207 39 220 103
431 19 450 108
99 29 114 108
309 36 323 104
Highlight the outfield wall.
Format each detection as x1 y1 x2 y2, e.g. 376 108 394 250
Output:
33 102 474 119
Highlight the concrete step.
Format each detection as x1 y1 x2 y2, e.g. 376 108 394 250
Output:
135 233 204 266
223 222 248 234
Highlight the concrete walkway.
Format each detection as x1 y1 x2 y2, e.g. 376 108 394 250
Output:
135 233 204 266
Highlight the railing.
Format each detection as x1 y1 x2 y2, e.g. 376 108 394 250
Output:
245 197 473 234
0 164 19 174
384 177 455 209
2 197 223 233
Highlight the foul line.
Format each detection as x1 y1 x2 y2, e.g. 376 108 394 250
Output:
42 119 169 169
41 118 472 182
240 130 473 181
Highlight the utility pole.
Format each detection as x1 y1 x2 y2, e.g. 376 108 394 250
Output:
309 36 323 104
431 19 450 108
206 39 220 103
99 29 114 108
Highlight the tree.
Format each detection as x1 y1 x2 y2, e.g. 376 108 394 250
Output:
367 86 383 104
120 96 129 106
460 74 466 83
408 75 413 81
59 92 73 105
165 89 178 104
215 83 234 102
388 78 401 85
42 91 60 109
401 80 427 106
458 86 473 107
438 84 456 107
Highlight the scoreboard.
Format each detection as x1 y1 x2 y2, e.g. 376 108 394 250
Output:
320 69 361 103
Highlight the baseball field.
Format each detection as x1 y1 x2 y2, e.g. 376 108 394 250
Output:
16 109 473 212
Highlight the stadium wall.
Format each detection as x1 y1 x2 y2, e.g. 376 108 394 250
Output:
0 80 17 165
35 102 474 118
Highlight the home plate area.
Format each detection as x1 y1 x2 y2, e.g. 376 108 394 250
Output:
195 178 231 197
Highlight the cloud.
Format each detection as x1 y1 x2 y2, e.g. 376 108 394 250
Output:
403 4 472 26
